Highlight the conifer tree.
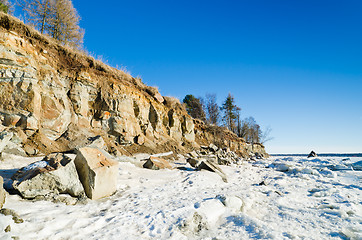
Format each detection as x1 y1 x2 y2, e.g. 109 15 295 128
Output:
183 94 206 122
221 93 240 132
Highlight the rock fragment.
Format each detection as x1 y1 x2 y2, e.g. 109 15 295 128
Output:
11 153 84 199
0 209 23 224
0 176 6 209
198 160 228 182
143 156 172 170
75 147 118 200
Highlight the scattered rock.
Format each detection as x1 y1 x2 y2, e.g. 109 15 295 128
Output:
188 151 198 158
255 152 263 159
0 176 6 209
0 208 23 224
83 135 106 150
198 160 227 182
75 147 118 200
23 144 39 156
0 131 13 152
218 158 231 165
143 156 172 170
308 151 317 158
208 143 218 152
187 158 199 168
5 225 11 232
11 153 85 199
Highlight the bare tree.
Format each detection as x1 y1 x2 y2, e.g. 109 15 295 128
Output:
17 0 53 33
205 93 220 125
260 126 273 144
50 0 84 47
17 0 83 47
240 117 260 145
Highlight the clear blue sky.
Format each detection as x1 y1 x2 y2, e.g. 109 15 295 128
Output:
62 1 362 153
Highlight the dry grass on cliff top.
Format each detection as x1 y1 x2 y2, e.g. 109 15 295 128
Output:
0 12 135 85
0 12 187 113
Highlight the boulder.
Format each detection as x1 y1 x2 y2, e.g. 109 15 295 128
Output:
0 176 6 209
11 153 84 199
308 151 317 158
83 135 106 150
74 147 118 200
188 151 198 158
218 195 243 212
0 131 13 152
255 152 263 159
218 157 231 165
187 158 199 168
143 156 172 170
198 160 228 183
208 143 218 152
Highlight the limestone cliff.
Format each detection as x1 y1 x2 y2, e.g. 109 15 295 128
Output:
0 13 267 158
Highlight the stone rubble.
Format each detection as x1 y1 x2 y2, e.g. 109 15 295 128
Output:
143 156 173 170
10 153 85 200
0 176 6 209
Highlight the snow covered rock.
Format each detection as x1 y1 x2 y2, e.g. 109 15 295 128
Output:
0 176 5 209
351 160 362 170
0 131 13 152
11 153 84 199
143 156 172 170
218 195 244 212
308 151 317 158
193 199 226 229
74 147 118 200
198 159 228 182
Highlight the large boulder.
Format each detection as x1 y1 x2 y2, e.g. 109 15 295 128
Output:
198 159 228 183
74 147 118 200
0 176 6 209
11 153 85 199
143 156 172 170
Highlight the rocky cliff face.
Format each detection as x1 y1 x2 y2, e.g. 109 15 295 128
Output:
0 13 267 158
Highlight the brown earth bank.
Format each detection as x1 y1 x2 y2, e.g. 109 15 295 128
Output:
0 12 267 159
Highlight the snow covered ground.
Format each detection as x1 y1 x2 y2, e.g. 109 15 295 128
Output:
1 154 361 240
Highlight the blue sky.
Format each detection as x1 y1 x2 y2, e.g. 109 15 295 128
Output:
66 1 362 153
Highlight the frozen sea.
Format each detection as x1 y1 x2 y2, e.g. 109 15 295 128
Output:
0 153 361 240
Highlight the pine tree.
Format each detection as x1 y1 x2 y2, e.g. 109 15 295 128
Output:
183 94 206 122
221 93 240 132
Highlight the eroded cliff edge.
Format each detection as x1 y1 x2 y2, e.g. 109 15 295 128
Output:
0 13 267 158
